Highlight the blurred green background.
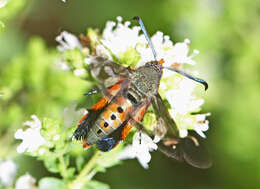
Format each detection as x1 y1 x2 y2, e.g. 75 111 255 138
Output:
1 0 260 188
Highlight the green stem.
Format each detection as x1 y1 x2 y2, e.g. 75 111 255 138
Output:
69 151 100 189
59 155 69 179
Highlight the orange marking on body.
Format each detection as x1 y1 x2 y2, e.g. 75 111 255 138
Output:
77 113 88 127
107 104 118 113
108 79 124 96
118 111 126 122
117 97 126 105
99 120 110 131
83 139 92 149
121 122 134 140
133 105 147 122
116 97 133 112
91 97 108 110
103 110 111 120
111 119 121 129
158 58 165 65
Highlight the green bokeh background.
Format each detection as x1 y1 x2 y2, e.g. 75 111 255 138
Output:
1 0 260 188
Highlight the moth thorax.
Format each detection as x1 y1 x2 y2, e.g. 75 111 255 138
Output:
132 65 162 97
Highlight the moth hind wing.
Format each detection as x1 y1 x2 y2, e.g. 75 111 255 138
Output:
158 141 184 162
158 136 212 169
181 136 212 169
73 101 107 141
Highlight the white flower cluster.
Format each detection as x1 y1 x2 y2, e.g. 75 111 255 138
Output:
118 132 157 169
0 159 17 187
56 31 87 76
14 115 46 154
56 31 82 52
15 173 37 189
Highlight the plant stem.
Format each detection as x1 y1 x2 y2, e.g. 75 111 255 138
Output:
59 155 69 179
69 151 100 189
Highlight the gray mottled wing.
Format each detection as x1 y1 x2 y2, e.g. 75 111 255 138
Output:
89 56 130 88
152 93 179 136
152 93 212 168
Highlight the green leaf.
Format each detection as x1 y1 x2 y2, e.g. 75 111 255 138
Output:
43 156 59 173
39 177 66 189
85 180 110 189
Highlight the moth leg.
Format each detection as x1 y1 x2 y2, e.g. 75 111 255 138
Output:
133 121 145 144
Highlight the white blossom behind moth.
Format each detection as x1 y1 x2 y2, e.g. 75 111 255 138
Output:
57 16 211 169
14 115 46 154
0 159 17 187
15 173 37 189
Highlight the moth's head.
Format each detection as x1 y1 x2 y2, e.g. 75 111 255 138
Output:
145 58 164 72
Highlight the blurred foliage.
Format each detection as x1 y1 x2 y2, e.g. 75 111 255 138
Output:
0 0 260 188
0 38 88 157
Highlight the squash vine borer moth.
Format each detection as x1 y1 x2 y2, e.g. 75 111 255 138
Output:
73 17 212 168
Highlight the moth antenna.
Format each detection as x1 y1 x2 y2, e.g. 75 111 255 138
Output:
133 16 157 61
163 66 208 90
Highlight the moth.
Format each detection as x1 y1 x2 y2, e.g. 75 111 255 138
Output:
73 17 212 168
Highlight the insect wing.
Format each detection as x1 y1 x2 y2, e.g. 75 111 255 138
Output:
89 56 130 88
152 93 179 136
74 79 126 145
158 137 212 168
158 141 184 162
180 136 212 169
74 108 105 141
152 94 212 168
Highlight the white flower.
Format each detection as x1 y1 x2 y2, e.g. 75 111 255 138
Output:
0 159 17 187
61 0 66 3
15 173 37 189
56 31 82 52
169 110 210 138
54 59 70 71
99 17 200 70
194 113 211 138
0 0 9 8
165 78 204 115
100 16 144 59
118 132 157 169
14 115 46 153
73 68 86 76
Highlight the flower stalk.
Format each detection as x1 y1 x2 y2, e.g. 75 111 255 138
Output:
69 151 100 189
